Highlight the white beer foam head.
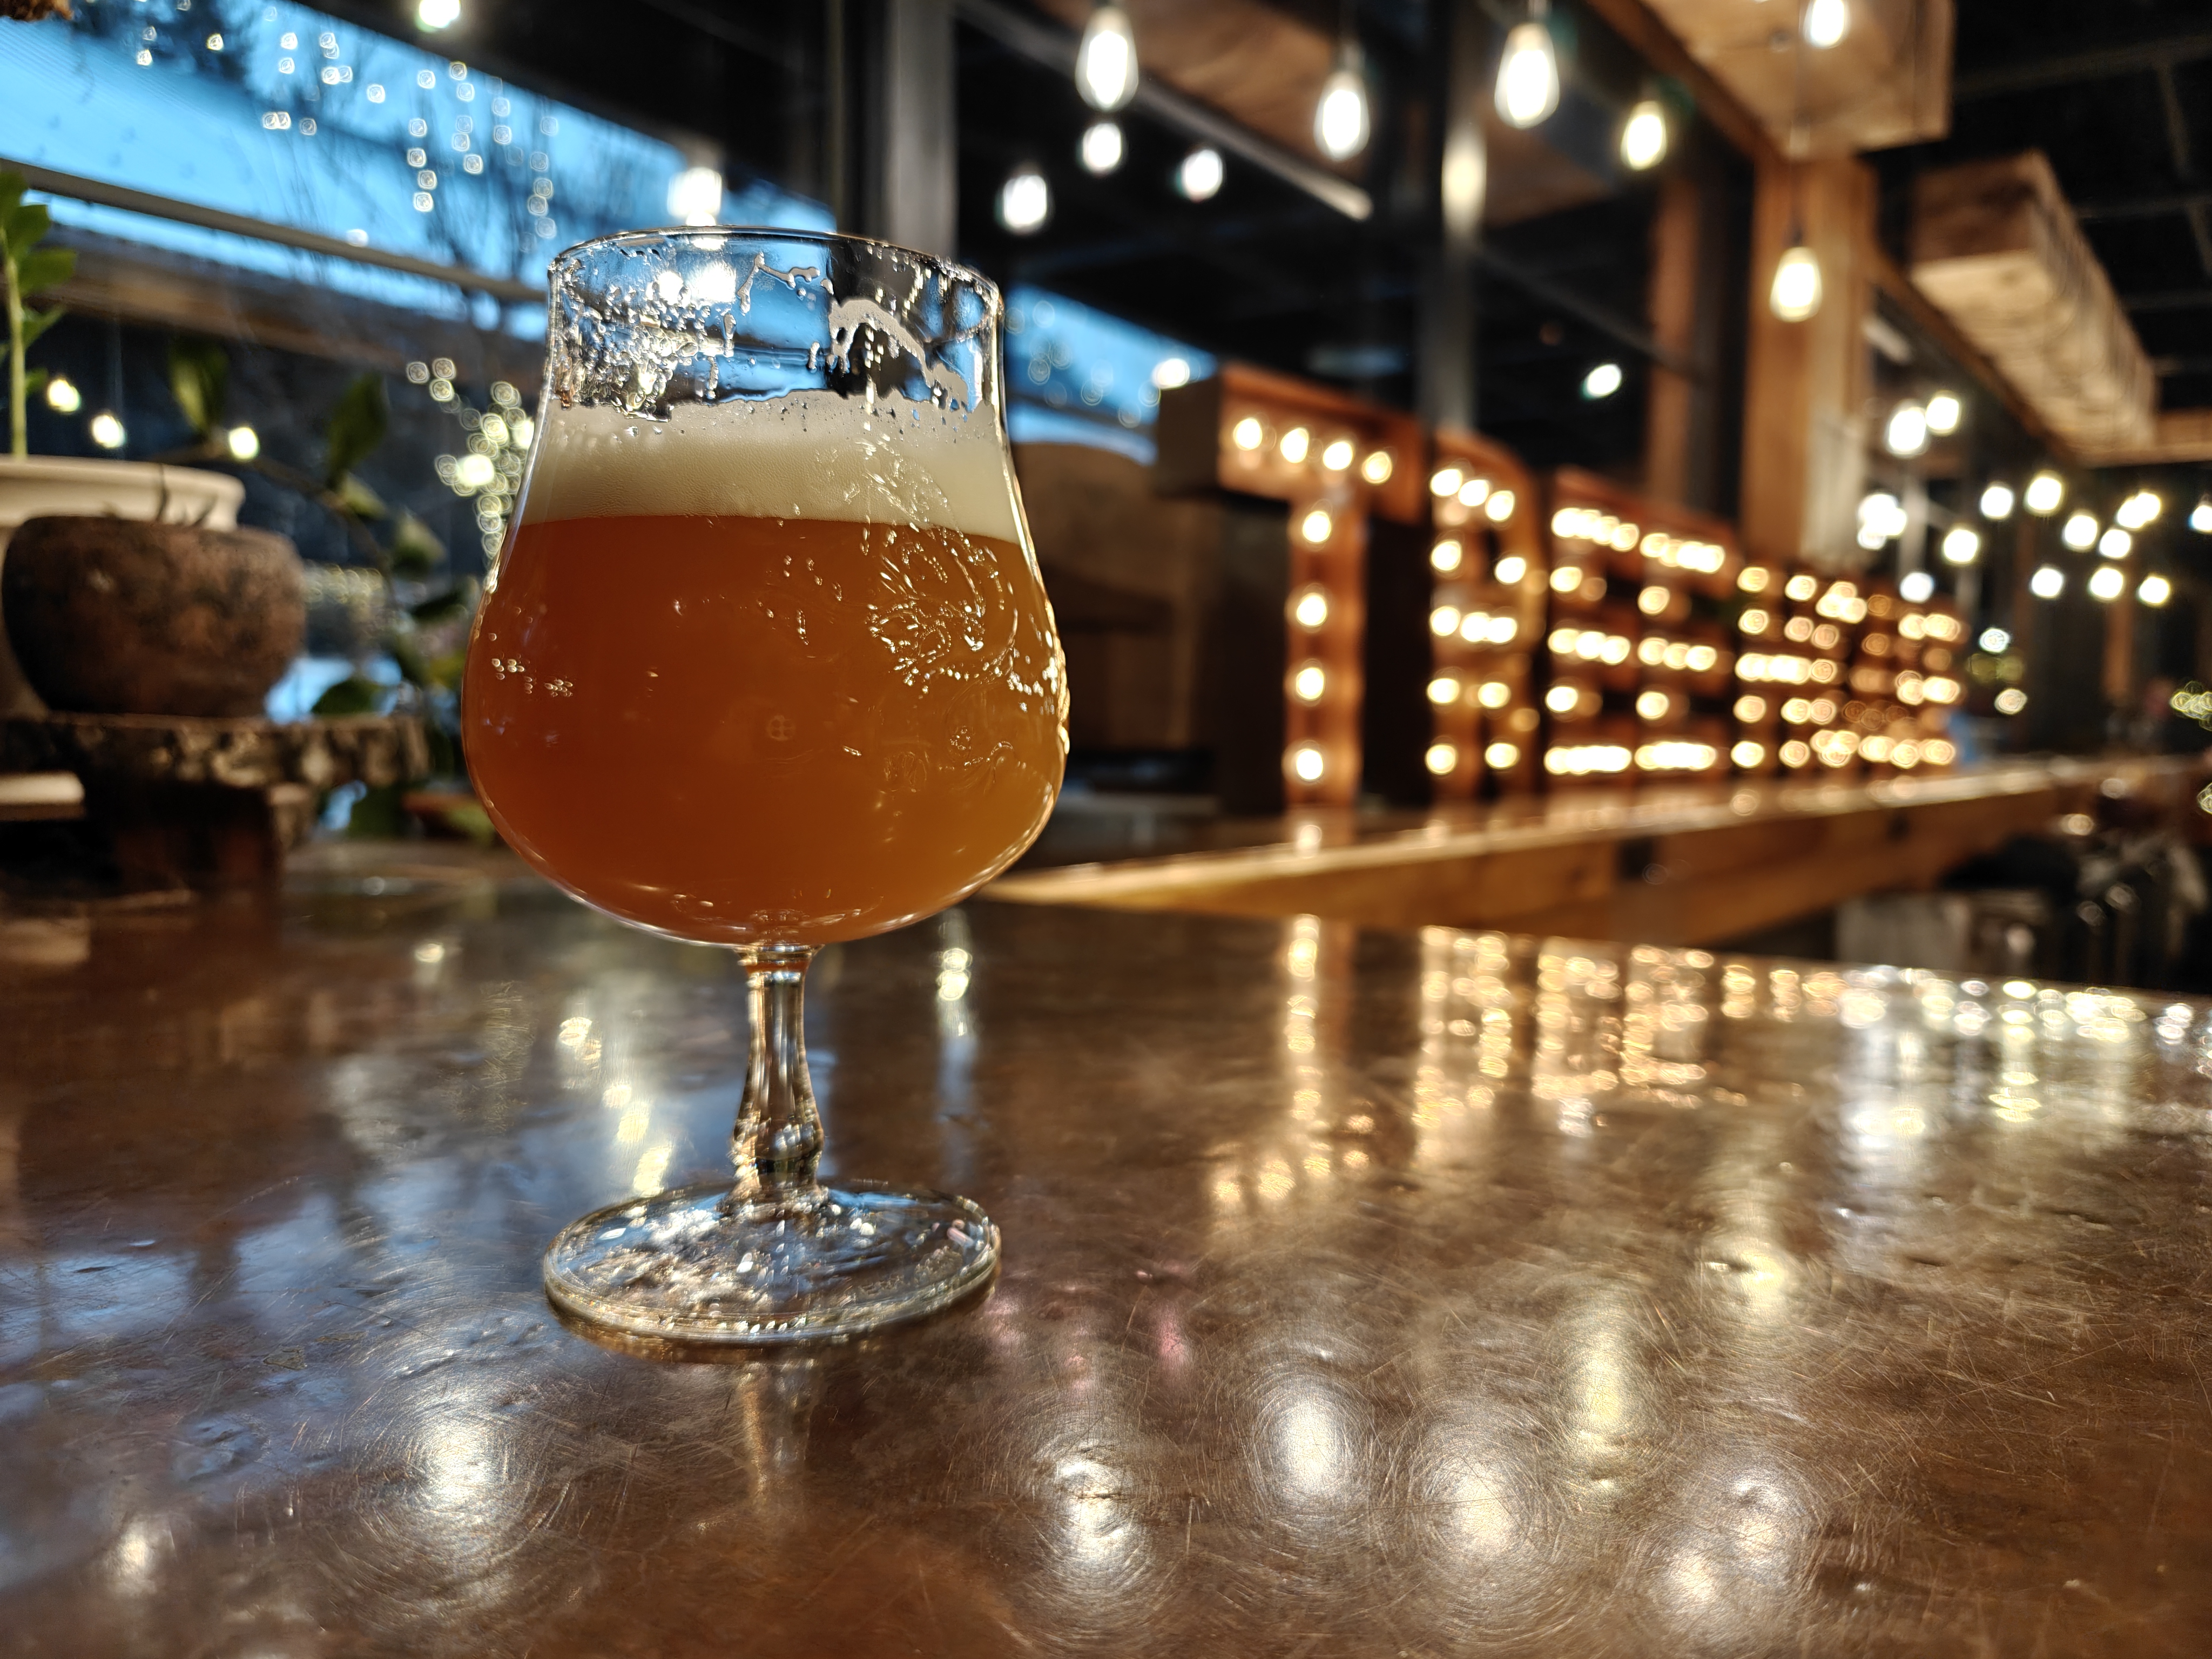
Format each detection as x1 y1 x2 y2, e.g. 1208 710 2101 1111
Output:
521 392 1024 544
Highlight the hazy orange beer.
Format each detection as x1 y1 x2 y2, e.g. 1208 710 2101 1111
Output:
475 230 1058 1344
465 408 1064 947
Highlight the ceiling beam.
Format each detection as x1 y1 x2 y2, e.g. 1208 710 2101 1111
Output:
1953 30 2212 100
2074 188 2212 222
953 0 1373 221
2122 289 2212 313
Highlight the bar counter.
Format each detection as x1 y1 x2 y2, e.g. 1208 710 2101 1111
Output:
999 753 2209 942
5 850 2212 1655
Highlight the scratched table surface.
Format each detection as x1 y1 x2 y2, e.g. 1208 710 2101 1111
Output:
5 848 2212 1657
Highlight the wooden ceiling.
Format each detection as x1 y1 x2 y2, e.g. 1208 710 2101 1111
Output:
1027 0 1611 226
1638 0 1953 158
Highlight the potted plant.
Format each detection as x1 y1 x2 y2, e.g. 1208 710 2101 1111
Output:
1 168 261 715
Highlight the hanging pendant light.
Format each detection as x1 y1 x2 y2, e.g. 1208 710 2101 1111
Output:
1314 41 1371 161
1770 234 1823 321
1495 3 1560 130
1076 2 1138 112
1620 99 1668 170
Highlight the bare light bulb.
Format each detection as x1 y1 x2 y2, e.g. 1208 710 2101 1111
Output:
1940 525 1979 564
1802 0 1849 49
1314 46 1370 161
2024 471 2064 514
1176 147 1224 201
1621 100 1667 170
1770 244 1822 321
1076 3 1138 112
997 165 1050 233
1079 120 1124 175
1884 402 1929 457
1979 482 2014 519
2140 574 2173 606
1495 19 1560 130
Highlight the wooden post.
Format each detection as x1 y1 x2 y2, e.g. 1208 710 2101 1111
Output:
1741 158 1876 571
1643 174 1701 507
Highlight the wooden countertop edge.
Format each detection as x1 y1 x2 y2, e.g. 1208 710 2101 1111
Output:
986 756 2202 904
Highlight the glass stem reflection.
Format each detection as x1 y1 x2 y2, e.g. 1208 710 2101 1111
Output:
732 945 824 1207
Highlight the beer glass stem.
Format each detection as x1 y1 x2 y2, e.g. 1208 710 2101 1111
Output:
732 945 824 1206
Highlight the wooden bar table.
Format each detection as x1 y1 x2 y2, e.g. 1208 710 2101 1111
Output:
4 848 2212 1655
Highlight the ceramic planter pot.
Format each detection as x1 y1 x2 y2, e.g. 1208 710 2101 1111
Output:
0 458 249 716
3 515 306 718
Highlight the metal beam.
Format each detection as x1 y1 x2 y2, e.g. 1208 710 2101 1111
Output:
2122 288 2212 313
1953 31 2212 100
953 0 1373 221
2074 188 2212 222
2 157 543 303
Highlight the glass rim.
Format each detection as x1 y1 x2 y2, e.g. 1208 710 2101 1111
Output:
546 225 1002 320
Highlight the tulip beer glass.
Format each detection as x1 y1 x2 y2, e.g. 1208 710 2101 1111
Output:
465 231 1065 1342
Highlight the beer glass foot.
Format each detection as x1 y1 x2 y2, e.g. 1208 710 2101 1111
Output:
542 1180 999 1344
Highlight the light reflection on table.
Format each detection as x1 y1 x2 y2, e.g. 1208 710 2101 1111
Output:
2 858 2210 1655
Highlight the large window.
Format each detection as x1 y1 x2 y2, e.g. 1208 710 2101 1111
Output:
0 0 828 329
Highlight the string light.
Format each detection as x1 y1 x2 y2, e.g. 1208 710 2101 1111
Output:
1582 363 1623 399
1080 120 1124 175
1291 662 1328 703
2193 496 2212 534
1430 539 1464 574
1425 742 1459 776
2088 565 2124 602
1291 585 1331 629
416 0 460 29
2098 527 2132 559
1152 357 1192 390
1320 437 1355 472
1076 3 1138 111
1314 41 1370 161
43 375 80 413
2024 471 2064 514
1495 555 1526 584
1884 402 1929 457
1279 426 1311 464
1979 482 2014 518
1286 743 1327 783
1495 6 1560 130
2116 489 2162 529
1924 390 1962 434
2061 512 2098 551
89 411 126 449
1770 242 1823 321
1940 525 1979 564
1620 100 1667 170
2030 565 2064 598
997 164 1050 233
1427 675 1462 705
1231 416 1264 450
1360 450 1394 484
1430 466 1464 497
1176 147 1224 201
225 426 260 461
1899 571 1933 603
2140 574 2173 606
1486 741 1520 767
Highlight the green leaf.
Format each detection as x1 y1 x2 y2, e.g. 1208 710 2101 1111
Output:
332 470 388 522
409 585 471 624
2 198 51 254
19 304 65 350
323 372 387 487
23 367 48 400
311 676 383 716
0 172 25 224
14 245 73 295
343 782 409 838
387 509 446 576
167 336 229 436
